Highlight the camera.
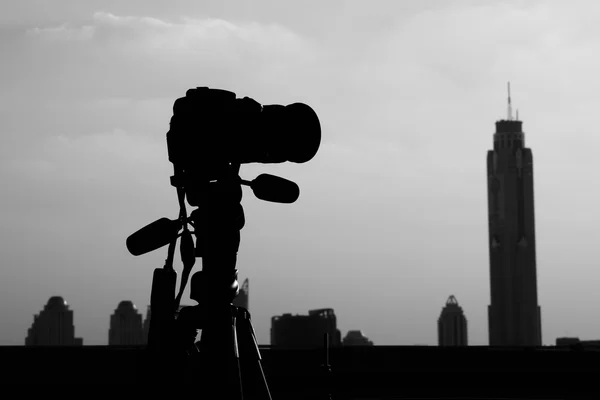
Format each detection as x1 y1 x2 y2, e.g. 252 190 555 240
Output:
167 87 321 205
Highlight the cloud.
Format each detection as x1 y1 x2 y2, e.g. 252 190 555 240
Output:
92 11 173 29
11 10 322 120
25 24 95 41
89 11 306 51
26 11 314 61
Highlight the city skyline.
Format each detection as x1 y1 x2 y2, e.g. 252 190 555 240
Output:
3 0 600 346
25 296 370 346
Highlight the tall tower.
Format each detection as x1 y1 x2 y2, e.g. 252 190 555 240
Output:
437 295 468 346
25 296 83 346
108 301 144 345
487 83 542 346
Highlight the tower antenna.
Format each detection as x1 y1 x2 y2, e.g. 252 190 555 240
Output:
507 81 513 120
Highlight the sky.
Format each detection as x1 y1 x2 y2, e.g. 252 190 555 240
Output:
2 0 600 346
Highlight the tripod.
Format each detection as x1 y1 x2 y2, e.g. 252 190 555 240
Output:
146 164 273 399
181 302 272 398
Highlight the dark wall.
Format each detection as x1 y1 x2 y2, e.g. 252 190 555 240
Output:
1 346 599 397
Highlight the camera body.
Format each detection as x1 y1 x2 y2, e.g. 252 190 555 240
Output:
166 87 321 206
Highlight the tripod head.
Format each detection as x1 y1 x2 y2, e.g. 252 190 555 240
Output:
190 270 239 304
125 173 300 257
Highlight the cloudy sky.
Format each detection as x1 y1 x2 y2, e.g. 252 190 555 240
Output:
2 0 600 346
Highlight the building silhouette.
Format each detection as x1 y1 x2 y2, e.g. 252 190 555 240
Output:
556 337 600 347
271 308 342 348
555 337 579 346
108 301 144 345
25 296 83 346
342 330 374 346
232 278 249 310
437 295 468 346
487 84 542 346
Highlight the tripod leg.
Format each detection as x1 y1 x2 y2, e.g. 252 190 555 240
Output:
231 310 244 399
246 317 271 399
236 307 273 400
194 305 244 399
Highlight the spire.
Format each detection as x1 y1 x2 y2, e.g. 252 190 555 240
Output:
507 81 513 120
446 295 458 306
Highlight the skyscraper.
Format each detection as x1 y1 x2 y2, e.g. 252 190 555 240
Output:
342 330 374 346
437 295 468 346
108 301 144 345
487 84 542 346
25 296 83 346
232 278 249 310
